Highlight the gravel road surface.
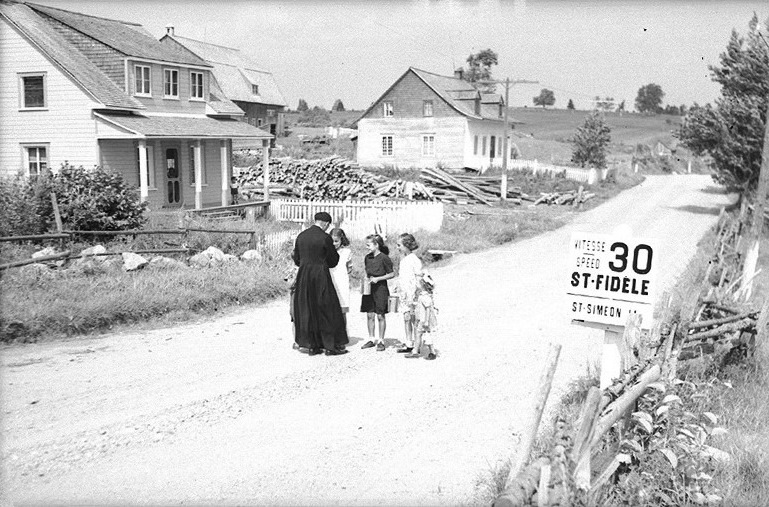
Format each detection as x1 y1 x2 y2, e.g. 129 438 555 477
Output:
1 174 734 505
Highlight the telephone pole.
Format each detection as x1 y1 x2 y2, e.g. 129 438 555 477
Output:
480 78 538 200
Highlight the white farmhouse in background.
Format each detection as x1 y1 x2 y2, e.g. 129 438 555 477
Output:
354 67 518 172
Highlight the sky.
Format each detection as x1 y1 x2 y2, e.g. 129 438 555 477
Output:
30 0 769 111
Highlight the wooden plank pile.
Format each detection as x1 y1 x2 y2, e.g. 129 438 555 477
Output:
533 189 595 206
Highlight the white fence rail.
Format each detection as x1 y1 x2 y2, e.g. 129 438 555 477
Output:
269 198 444 240
508 159 610 184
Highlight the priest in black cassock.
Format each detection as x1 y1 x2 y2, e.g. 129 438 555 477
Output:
291 212 349 356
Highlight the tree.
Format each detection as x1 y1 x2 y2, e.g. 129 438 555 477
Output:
571 111 612 169
678 14 769 193
297 98 309 112
595 96 615 112
464 48 498 92
567 99 575 110
332 99 345 112
663 105 681 115
635 83 665 113
617 100 626 114
533 88 556 109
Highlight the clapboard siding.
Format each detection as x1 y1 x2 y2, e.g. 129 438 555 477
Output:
0 18 100 177
357 117 467 169
129 60 208 114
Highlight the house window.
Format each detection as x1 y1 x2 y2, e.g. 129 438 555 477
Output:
474 135 478 155
189 143 207 185
422 135 435 156
134 65 151 96
482 136 487 156
474 99 481 115
164 69 179 98
383 101 393 117
252 84 259 95
190 71 204 100
23 145 49 177
136 144 156 188
423 100 433 117
267 109 275 117
498 137 502 156
381 135 393 157
257 118 263 127
19 73 46 109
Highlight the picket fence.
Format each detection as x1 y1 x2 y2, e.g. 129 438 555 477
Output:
261 229 299 255
269 198 444 240
508 159 610 184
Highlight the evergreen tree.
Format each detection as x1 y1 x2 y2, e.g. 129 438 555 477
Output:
297 99 309 112
567 99 575 110
332 99 345 112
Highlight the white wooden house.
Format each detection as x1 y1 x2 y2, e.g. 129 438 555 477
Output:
0 1 272 210
355 67 517 172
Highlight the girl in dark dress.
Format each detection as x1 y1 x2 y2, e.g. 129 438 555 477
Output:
360 234 395 351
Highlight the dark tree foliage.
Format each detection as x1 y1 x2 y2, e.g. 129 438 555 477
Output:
332 99 345 112
297 98 309 112
635 83 665 113
464 49 498 92
533 88 556 108
567 99 575 110
595 96 615 112
678 14 769 193
571 111 612 169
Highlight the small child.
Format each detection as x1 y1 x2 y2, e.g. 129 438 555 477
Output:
230 176 240 205
396 233 422 354
405 272 438 360
360 234 395 351
329 228 352 323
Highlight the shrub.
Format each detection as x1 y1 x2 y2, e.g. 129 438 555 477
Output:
37 164 148 231
0 175 48 236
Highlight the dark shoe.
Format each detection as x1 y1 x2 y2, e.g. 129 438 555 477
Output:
325 348 349 356
396 347 413 353
376 342 386 351
361 340 375 349
308 347 323 356
426 352 436 360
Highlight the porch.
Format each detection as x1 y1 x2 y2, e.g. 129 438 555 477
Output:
94 112 272 211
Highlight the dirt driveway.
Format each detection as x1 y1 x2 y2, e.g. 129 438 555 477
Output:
1 175 734 505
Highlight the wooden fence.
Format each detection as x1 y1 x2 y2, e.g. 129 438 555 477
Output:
269 198 444 239
493 207 762 506
508 159 611 185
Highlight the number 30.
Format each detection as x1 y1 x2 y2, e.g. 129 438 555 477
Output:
609 242 653 275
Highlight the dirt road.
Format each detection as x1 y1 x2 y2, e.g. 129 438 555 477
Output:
1 175 734 505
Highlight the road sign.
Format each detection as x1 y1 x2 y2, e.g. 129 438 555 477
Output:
567 231 658 328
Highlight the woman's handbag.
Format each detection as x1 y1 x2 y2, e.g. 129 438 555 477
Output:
361 278 372 295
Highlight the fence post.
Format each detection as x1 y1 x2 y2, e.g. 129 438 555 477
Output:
50 193 63 233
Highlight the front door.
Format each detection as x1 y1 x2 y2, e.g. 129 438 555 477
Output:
489 136 496 163
165 147 181 206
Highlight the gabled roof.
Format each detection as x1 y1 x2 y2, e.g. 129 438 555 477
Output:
357 67 505 124
0 1 143 110
165 35 287 107
26 2 209 67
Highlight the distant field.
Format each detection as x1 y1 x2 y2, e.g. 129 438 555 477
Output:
509 107 684 166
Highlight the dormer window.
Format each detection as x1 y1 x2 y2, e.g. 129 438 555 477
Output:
134 65 151 96
164 68 179 98
190 71 204 100
383 101 393 117
252 84 259 95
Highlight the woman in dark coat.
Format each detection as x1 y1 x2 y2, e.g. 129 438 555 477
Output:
291 212 349 356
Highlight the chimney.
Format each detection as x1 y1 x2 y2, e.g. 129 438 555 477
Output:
454 68 464 80
165 24 174 36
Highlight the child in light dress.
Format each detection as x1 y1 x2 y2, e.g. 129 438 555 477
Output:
360 234 395 351
329 228 352 323
396 233 423 354
405 271 438 360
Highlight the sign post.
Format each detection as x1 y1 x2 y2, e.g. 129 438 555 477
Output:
566 231 658 389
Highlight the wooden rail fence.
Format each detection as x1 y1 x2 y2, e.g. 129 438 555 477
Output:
508 159 611 185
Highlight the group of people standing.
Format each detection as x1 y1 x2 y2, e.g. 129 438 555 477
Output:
290 212 437 359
